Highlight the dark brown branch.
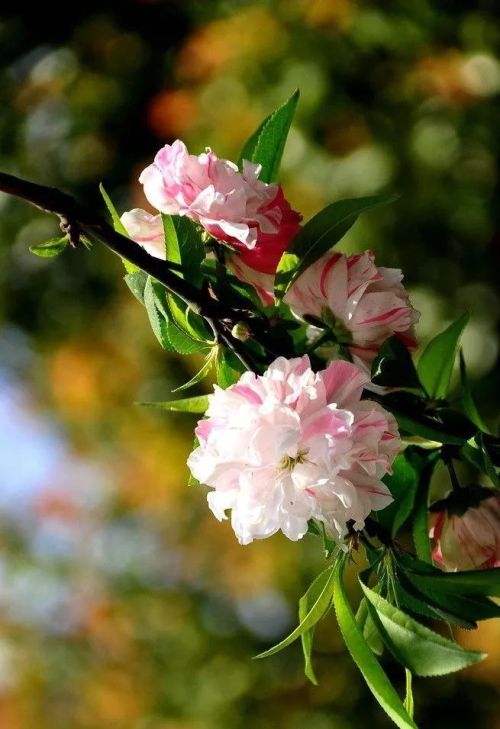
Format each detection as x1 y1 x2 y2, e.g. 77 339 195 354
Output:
0 171 257 371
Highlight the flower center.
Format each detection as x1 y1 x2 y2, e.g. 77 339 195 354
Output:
278 448 310 472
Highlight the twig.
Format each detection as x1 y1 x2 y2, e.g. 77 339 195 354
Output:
0 171 258 371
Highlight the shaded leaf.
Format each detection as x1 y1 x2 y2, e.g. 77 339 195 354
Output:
371 337 421 390
459 351 490 434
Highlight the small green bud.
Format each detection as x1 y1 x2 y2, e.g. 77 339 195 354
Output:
231 321 251 341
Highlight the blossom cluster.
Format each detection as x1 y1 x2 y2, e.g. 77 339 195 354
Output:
188 356 398 544
120 138 499 574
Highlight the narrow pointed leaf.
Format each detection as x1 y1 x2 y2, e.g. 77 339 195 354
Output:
137 395 209 414
459 351 490 434
299 565 336 684
173 349 217 392
275 193 398 299
238 90 299 182
332 554 417 729
254 563 335 659
100 183 138 273
417 314 469 400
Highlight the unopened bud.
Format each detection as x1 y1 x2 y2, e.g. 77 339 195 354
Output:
231 321 251 341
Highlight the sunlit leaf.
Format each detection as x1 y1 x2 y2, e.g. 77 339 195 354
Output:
417 314 469 400
255 563 335 659
99 183 138 273
238 89 299 183
361 582 486 676
137 395 209 414
275 193 398 299
29 236 68 258
332 554 417 729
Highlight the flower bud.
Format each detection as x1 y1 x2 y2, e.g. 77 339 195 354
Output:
429 487 500 571
231 321 251 342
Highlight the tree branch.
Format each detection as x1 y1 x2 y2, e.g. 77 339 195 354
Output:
0 171 258 371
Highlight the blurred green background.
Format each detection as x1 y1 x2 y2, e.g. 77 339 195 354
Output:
0 2 499 728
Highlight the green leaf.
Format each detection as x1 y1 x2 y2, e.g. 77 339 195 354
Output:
29 236 68 258
384 399 468 445
463 434 500 488
459 351 490 434
404 566 500 598
417 314 469 400
137 395 209 414
371 338 421 390
238 89 299 183
165 290 212 345
378 449 424 537
332 554 417 729
152 281 211 355
275 193 398 299
255 563 335 659
173 348 217 392
361 582 486 677
144 276 174 351
124 271 148 304
412 456 438 564
100 183 138 274
404 670 414 720
162 214 205 285
299 566 336 684
216 347 245 388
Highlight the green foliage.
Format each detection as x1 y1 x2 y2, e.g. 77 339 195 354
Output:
417 314 469 400
99 183 139 273
137 395 209 413
360 582 486 677
298 566 336 684
332 554 417 729
29 236 68 258
255 563 335 659
173 348 217 392
124 270 148 304
274 193 398 299
378 449 432 538
162 214 204 286
216 347 246 388
371 338 421 390
459 351 490 434
238 89 299 182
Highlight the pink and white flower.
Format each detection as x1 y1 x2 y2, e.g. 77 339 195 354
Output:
138 140 301 273
284 251 420 363
121 208 165 260
188 355 399 545
430 493 500 571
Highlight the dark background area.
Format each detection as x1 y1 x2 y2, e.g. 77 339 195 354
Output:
0 2 498 728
